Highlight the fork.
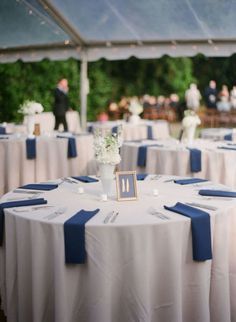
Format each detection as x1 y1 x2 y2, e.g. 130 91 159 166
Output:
148 207 170 220
44 207 67 220
103 211 115 224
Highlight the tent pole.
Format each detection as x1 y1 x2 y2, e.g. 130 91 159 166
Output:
80 57 88 131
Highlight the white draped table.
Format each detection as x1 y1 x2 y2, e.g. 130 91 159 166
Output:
120 139 236 188
201 128 235 141
0 175 236 322
87 120 170 140
0 134 96 195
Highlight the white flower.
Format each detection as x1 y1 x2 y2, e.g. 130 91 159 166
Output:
94 126 122 165
182 110 201 128
18 100 44 115
128 98 143 115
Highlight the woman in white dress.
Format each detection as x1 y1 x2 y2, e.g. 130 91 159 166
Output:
185 83 201 111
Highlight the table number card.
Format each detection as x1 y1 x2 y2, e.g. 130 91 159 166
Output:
116 171 138 201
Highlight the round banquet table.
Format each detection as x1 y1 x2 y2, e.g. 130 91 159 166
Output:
0 175 236 322
201 128 235 141
120 138 236 188
87 120 170 140
0 133 96 195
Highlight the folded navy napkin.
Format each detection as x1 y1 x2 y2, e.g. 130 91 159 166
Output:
224 133 232 141
174 178 208 185
147 125 153 140
199 189 236 198
71 176 99 183
188 148 202 173
164 202 212 261
112 126 118 134
0 127 6 135
26 138 36 159
87 125 93 133
136 173 148 180
0 198 47 246
137 144 163 167
57 136 77 158
217 146 236 151
19 183 58 190
64 208 100 263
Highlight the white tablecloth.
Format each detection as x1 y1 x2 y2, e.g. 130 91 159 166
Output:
0 175 236 322
120 138 236 188
0 134 96 195
87 120 170 140
201 128 235 140
22 111 81 134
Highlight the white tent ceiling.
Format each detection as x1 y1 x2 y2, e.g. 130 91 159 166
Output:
1 0 236 63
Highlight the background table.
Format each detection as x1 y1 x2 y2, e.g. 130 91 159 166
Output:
0 175 235 322
120 138 236 188
87 120 170 140
201 128 235 141
0 134 96 195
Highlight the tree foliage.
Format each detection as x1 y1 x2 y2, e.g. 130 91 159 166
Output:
0 54 235 122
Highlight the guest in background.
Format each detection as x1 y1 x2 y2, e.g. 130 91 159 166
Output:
53 78 69 131
217 84 231 112
204 80 217 109
107 100 120 120
185 83 201 111
230 84 236 109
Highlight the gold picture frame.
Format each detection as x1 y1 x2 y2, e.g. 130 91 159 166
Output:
116 171 138 201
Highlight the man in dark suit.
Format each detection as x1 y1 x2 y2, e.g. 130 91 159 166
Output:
204 80 218 109
53 78 69 131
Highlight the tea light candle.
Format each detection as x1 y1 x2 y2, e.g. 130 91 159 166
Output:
77 187 84 194
101 194 108 201
153 189 159 196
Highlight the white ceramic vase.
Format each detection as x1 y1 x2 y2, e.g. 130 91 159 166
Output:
26 114 35 138
99 163 115 196
129 114 141 124
184 125 196 145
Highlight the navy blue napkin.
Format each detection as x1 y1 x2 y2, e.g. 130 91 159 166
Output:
0 198 47 246
199 189 236 198
147 125 153 139
64 208 100 263
19 183 58 191
72 176 99 183
217 146 236 151
188 148 202 173
174 178 208 185
137 144 163 167
87 125 93 133
57 136 77 158
26 138 36 159
112 126 118 134
164 202 212 261
0 127 6 134
136 173 148 180
224 133 232 141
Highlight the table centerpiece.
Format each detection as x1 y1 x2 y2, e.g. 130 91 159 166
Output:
94 126 122 196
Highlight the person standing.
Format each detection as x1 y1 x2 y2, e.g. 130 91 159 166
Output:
204 80 217 109
53 78 69 131
185 83 201 111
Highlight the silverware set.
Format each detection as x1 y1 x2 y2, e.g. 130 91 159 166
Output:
43 207 67 220
148 207 170 220
103 211 119 224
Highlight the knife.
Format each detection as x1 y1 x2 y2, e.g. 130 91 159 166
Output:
185 202 217 211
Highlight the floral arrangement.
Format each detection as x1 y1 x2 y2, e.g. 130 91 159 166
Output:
18 100 44 115
182 109 201 128
128 97 143 115
94 126 122 165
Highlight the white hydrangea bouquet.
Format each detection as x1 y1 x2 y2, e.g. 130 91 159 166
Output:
93 126 122 165
18 100 44 115
182 109 201 128
128 97 143 116
182 109 201 144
